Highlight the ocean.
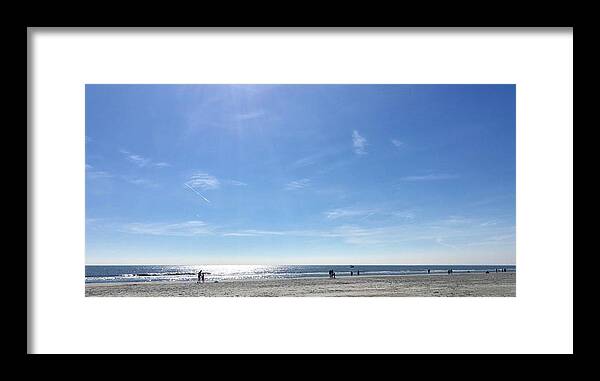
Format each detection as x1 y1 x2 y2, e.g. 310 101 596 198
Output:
85 264 516 284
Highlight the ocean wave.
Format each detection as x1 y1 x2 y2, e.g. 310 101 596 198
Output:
85 265 516 284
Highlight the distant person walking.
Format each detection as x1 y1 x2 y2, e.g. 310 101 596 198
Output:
197 270 202 283
201 272 205 283
357 270 360 276
427 269 430 274
350 271 353 276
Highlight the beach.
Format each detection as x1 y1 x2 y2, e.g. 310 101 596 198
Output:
85 272 515 297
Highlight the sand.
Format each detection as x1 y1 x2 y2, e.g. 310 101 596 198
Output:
85 272 515 297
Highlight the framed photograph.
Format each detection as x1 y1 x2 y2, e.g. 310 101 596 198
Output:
28 28 573 354
84 84 516 297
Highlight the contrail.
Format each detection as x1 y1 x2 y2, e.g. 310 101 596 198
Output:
184 183 211 203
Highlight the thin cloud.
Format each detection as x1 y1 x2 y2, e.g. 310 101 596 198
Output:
221 215 515 246
440 215 472 224
285 178 311 190
465 232 516 247
223 179 247 186
352 130 367 155
87 170 113 179
233 110 265 121
222 229 287 237
120 149 170 168
292 148 345 169
186 173 220 190
480 220 499 227
400 173 459 182
325 208 376 220
183 174 247 202
117 216 514 250
435 238 458 250
469 194 515 207
124 177 158 188
121 221 214 237
184 173 220 203
293 154 321 168
128 154 151 167
391 139 404 148
325 207 416 221
393 210 416 219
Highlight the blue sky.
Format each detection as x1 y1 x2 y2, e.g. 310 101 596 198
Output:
86 85 515 265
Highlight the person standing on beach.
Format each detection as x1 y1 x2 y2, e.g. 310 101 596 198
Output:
197 270 202 283
201 273 205 283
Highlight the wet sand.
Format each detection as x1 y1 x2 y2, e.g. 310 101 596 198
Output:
85 272 516 297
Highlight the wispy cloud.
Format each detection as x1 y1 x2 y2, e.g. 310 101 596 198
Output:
233 110 265 121
128 154 151 167
292 148 345 169
123 177 158 188
293 155 321 168
285 178 311 190
86 164 161 189
392 210 416 219
223 179 247 186
121 221 214 237
185 173 220 190
219 213 515 247
222 229 287 237
120 150 170 168
464 232 516 247
324 207 416 221
87 170 113 179
480 220 499 227
435 238 458 250
218 224 453 245
399 173 459 182
352 130 367 155
183 174 247 203
116 215 514 250
469 194 515 207
391 139 404 148
440 215 472 224
184 173 220 203
325 208 376 220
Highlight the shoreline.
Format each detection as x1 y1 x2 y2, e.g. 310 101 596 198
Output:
86 272 516 297
85 270 511 286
